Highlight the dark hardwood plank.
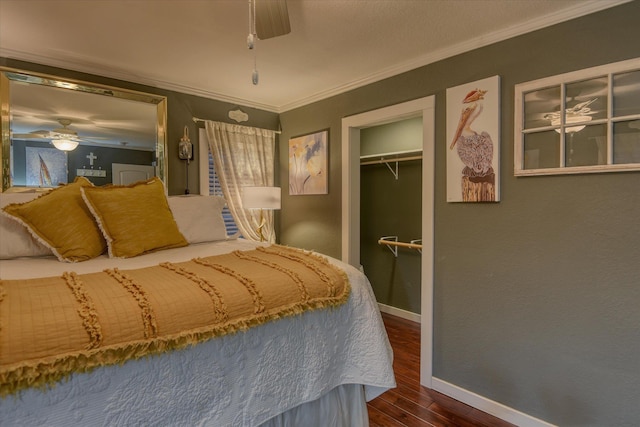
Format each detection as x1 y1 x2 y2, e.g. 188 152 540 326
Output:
369 397 437 427
368 313 516 427
368 404 407 427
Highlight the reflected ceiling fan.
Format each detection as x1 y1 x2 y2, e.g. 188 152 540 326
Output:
543 98 598 133
12 118 96 151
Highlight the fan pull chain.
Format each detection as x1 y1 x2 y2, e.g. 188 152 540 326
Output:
248 0 259 85
252 53 259 85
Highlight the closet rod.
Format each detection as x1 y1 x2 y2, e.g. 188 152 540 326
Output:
192 117 282 134
378 239 423 250
378 236 422 257
360 155 422 166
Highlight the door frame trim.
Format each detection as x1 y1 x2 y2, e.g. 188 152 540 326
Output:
341 95 435 386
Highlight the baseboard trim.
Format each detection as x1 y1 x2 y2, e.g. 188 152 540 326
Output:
377 305 554 426
431 378 557 427
377 303 421 323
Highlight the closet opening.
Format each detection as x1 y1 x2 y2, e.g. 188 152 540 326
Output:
341 95 435 387
360 117 423 322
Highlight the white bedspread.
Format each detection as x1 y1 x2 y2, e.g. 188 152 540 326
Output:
0 240 395 426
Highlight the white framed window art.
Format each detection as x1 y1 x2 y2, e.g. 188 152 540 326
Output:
514 57 640 176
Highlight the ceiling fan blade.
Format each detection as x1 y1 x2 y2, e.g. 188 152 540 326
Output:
11 130 50 139
255 0 291 40
12 133 40 139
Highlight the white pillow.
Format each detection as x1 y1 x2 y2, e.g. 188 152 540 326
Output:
168 195 228 244
0 192 53 259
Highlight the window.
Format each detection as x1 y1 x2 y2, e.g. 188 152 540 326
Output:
198 127 240 237
514 58 640 176
208 152 240 236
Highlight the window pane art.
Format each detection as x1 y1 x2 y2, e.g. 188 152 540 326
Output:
524 86 560 130
613 70 640 117
515 58 640 175
565 77 608 122
565 124 607 168
613 121 640 164
523 130 559 170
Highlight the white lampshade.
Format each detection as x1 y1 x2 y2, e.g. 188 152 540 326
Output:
52 138 79 151
242 186 281 210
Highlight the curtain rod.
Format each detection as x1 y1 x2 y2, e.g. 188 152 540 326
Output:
192 117 281 134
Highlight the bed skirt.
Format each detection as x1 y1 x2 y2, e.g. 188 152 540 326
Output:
260 384 369 427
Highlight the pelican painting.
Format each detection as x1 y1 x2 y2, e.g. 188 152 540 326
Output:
446 76 500 202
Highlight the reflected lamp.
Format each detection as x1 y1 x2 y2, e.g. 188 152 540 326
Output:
241 186 281 242
52 138 79 151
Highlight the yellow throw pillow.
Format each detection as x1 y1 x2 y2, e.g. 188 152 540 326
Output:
82 178 188 258
2 177 107 262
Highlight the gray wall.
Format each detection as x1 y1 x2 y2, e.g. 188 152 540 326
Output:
278 2 640 425
0 58 280 196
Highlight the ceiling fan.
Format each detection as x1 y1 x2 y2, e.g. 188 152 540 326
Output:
247 0 291 84
254 0 291 40
11 118 93 151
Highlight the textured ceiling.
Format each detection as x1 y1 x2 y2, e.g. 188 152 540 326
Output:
0 0 629 112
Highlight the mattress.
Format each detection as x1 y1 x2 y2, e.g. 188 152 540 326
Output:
0 239 395 426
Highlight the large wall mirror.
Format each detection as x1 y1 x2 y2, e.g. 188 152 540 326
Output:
0 67 167 192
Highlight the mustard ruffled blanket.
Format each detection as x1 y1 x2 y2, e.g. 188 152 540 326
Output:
0 245 350 396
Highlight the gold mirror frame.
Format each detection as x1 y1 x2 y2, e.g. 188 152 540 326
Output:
0 67 167 192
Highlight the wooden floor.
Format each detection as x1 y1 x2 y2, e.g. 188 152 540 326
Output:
367 313 516 427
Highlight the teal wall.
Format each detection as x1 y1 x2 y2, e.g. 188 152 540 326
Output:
279 3 640 425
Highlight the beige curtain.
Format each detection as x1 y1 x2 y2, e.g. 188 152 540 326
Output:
204 121 276 243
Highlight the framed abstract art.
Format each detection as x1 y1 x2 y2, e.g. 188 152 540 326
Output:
288 129 328 195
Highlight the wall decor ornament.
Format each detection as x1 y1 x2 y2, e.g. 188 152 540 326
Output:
514 57 640 176
446 75 500 202
288 129 328 195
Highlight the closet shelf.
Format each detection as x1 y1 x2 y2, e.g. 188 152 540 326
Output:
360 149 422 163
378 236 423 257
360 149 422 179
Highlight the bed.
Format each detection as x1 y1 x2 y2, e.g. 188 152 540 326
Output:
0 178 395 426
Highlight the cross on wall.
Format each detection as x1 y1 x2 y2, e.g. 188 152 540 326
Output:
86 152 97 167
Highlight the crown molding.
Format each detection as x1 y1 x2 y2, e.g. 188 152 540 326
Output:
278 0 631 112
1 0 630 114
